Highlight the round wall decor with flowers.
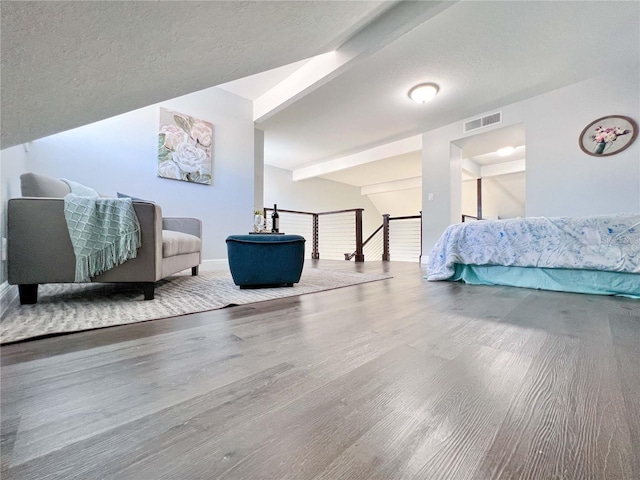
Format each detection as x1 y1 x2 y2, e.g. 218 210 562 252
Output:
579 115 638 157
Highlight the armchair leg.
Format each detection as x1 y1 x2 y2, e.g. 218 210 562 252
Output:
192 266 199 276
142 282 155 300
19 284 38 304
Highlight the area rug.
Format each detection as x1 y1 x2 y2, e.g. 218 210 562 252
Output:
0 268 391 344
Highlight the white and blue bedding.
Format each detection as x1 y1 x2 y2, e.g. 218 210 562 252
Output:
426 214 639 296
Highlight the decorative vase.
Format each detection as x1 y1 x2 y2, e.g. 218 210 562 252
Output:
594 142 607 154
253 214 265 233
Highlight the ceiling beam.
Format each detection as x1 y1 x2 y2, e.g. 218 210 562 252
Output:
253 51 339 121
254 1 456 123
481 159 526 177
461 159 526 180
293 134 421 181
361 176 421 195
461 158 481 178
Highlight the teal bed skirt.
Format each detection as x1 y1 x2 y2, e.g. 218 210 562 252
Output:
451 264 640 299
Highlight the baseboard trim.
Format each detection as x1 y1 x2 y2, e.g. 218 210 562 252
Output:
1 281 18 316
202 259 228 265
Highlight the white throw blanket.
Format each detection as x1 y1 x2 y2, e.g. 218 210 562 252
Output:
62 180 141 282
426 213 640 281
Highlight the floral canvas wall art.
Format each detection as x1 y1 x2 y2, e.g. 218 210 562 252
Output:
158 108 213 184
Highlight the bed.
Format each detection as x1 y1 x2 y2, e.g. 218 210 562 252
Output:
426 213 640 298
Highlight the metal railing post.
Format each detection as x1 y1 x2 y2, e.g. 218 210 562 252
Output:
382 214 390 261
419 210 423 263
312 213 319 259
477 177 483 220
354 209 364 262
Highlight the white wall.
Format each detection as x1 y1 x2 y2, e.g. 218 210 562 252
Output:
254 128 265 213
0 145 30 285
461 180 478 219
6 86 255 260
422 133 460 252
423 68 640 254
264 164 382 236
485 173 526 219
462 173 526 220
367 188 422 217
525 70 639 217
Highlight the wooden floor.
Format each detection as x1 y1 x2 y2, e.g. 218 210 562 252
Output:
1 260 639 479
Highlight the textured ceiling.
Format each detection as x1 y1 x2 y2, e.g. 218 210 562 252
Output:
260 1 639 170
3 0 638 191
217 58 312 101
0 0 392 148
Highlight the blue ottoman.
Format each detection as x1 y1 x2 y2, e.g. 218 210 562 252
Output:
226 234 306 288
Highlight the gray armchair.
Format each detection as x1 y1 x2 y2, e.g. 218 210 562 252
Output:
8 173 202 304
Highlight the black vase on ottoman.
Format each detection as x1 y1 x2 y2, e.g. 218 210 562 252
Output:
225 234 306 288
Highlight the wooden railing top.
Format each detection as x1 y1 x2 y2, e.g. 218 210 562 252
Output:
263 207 363 216
318 208 363 216
389 214 421 221
263 207 314 216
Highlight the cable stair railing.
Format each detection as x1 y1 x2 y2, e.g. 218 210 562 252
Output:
261 207 422 263
345 212 422 262
263 207 364 261
344 225 383 261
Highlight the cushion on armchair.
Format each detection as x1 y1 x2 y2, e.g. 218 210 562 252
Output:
162 230 201 258
21 172 71 198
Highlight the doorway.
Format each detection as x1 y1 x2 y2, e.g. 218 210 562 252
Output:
454 123 526 221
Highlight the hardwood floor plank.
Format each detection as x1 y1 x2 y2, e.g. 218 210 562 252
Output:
500 290 620 340
2 282 444 472
0 415 20 471
1 261 638 480
3 361 301 479
610 312 640 478
6 345 444 480
407 285 533 360
313 345 532 480
407 345 531 479
211 347 447 480
477 332 634 479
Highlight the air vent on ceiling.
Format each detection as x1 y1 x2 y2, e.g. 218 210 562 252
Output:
463 111 502 133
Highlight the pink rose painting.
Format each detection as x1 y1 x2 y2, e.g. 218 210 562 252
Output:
158 108 213 184
579 115 638 157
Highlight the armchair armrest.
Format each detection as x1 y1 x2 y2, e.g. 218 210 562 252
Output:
93 201 163 282
8 198 76 284
162 217 202 238
8 198 163 285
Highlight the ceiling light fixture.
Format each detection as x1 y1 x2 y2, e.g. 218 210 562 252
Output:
408 83 439 103
496 146 515 157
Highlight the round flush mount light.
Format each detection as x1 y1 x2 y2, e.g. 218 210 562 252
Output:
408 83 439 103
496 146 515 157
